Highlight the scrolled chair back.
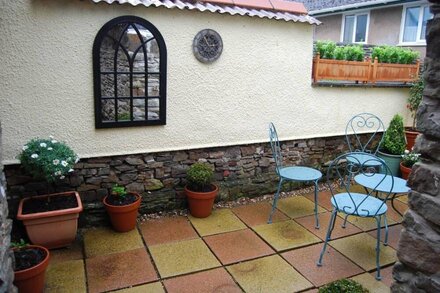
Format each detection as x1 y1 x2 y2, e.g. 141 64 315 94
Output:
269 123 283 174
345 113 385 155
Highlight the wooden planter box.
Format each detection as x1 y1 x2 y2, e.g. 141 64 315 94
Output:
312 54 420 84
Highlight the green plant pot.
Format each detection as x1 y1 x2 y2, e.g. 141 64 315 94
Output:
377 151 402 177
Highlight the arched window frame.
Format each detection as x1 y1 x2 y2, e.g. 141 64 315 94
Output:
93 15 167 128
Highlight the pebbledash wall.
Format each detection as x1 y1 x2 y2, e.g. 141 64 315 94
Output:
1 1 411 225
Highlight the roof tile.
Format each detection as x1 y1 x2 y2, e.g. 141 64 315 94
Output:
233 0 274 11
270 0 307 14
201 0 234 5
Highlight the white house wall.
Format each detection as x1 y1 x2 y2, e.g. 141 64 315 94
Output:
0 0 411 164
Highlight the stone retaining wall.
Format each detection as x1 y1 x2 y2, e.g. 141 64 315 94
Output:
5 134 364 227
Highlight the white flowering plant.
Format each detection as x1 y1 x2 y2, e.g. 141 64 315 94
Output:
401 149 421 168
18 136 78 183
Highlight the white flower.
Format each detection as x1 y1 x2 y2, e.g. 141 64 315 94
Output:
68 169 74 173
54 171 62 176
75 157 80 163
49 135 54 139
51 140 58 144
59 175 65 179
47 147 53 151
53 159 60 165
61 161 68 167
404 150 410 154
40 143 47 148
22 145 28 151
31 154 38 159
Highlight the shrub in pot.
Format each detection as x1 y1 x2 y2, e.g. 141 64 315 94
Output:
406 73 423 149
103 184 141 232
184 162 218 218
400 149 421 180
12 239 50 293
16 136 83 249
377 114 407 176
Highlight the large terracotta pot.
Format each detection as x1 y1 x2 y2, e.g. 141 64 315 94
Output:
377 151 402 177
405 129 419 151
17 191 83 249
13 245 50 293
400 162 412 180
185 185 218 218
103 193 141 232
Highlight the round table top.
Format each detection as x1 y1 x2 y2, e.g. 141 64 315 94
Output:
354 173 410 194
279 166 322 181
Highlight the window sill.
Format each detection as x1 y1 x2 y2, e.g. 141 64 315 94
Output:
397 42 426 47
312 81 412 88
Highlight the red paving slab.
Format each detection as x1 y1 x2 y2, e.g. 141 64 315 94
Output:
139 216 198 246
368 224 403 250
386 200 408 222
204 229 275 265
164 268 242 293
296 211 362 241
282 244 363 287
304 190 333 211
232 202 289 227
86 248 158 293
372 265 395 287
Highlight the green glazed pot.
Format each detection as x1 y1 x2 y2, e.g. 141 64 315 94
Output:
377 151 402 177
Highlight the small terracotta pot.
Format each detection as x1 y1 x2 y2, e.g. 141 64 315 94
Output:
405 130 419 151
14 245 50 293
185 185 218 218
103 193 141 232
400 162 412 180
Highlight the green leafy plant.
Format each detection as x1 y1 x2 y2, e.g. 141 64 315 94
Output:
401 149 421 168
319 279 369 293
11 239 28 249
18 136 78 183
315 41 364 61
381 114 406 155
344 45 364 61
316 41 337 59
371 45 419 64
111 184 127 199
186 162 214 192
408 73 424 129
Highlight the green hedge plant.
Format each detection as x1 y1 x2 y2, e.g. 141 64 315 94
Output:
371 45 419 64
381 114 406 155
186 162 214 192
315 41 364 61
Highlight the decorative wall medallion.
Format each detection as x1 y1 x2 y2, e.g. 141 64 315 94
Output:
193 29 223 63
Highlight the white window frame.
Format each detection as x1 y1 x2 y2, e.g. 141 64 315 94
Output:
399 2 431 46
340 11 370 44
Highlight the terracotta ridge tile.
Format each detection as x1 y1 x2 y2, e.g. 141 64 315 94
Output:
198 0 308 15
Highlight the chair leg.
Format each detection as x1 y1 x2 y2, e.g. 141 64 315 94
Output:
383 215 389 246
375 215 382 280
342 214 349 228
268 178 283 224
317 209 337 266
313 180 319 229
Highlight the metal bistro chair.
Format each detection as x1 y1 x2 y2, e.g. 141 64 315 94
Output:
268 123 322 228
317 152 393 280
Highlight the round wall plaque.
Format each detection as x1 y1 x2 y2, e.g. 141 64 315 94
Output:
193 29 223 63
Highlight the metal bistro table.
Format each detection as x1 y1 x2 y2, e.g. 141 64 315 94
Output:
354 173 410 216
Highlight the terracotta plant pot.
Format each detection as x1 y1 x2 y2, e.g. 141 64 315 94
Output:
185 184 218 218
13 245 50 293
405 129 419 151
103 193 141 232
17 191 83 249
400 162 412 180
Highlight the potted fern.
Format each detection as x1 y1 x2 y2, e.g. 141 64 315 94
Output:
184 162 218 218
377 114 407 176
103 184 141 232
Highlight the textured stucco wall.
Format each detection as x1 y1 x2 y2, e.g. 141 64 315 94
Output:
0 0 411 164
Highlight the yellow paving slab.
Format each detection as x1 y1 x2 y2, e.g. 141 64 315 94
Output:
276 196 325 219
253 220 321 251
114 282 165 293
227 255 313 293
45 259 86 292
83 227 144 258
343 214 397 231
149 238 221 278
189 209 247 236
396 194 408 203
351 273 391 293
329 233 396 271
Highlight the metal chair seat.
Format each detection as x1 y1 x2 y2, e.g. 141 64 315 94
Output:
331 192 388 217
346 153 383 167
279 166 322 182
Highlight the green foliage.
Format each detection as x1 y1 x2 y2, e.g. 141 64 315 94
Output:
18 137 78 183
382 114 406 155
11 239 28 249
344 45 364 61
371 46 419 64
315 41 364 61
401 149 421 168
316 41 337 59
186 162 214 192
112 184 127 199
408 73 424 128
319 279 369 293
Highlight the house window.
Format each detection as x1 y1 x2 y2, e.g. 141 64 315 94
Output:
401 4 433 43
93 16 167 128
342 13 369 43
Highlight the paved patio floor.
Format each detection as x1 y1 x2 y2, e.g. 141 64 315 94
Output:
44 187 408 292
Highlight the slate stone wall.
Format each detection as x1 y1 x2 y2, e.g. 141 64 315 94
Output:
392 2 440 292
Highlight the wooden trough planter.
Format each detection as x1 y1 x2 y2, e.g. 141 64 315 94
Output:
312 54 420 84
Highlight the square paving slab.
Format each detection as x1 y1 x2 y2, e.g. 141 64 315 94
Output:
189 209 247 236
368 224 403 250
45 259 86 292
227 255 313 293
114 282 165 293
304 190 334 211
139 216 198 246
351 272 391 293
48 238 84 265
397 194 408 203
296 211 362 241
329 233 396 271
344 214 397 231
386 201 407 222
276 196 325 219
232 202 288 226
204 229 274 265
86 248 158 293
253 220 321 251
149 238 220 278
164 268 242 293
83 227 144 258
282 244 363 287
371 265 394 288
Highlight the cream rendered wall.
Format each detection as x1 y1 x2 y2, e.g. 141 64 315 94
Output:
0 0 411 164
